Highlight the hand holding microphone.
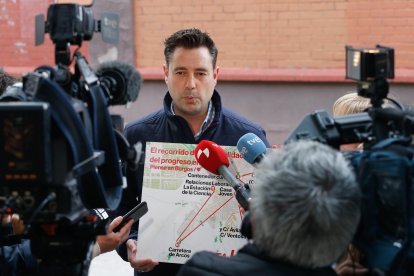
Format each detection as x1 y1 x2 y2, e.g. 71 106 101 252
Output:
194 140 251 210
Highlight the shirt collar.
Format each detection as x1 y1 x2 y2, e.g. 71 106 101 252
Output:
170 100 215 139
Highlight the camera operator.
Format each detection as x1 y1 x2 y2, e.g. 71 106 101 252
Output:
177 140 361 276
332 92 406 276
0 70 135 275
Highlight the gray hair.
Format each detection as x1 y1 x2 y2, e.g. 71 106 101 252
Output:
0 68 20 95
250 140 361 268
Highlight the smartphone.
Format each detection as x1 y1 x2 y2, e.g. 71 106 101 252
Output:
113 201 148 232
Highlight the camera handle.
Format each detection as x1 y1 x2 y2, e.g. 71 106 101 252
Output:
357 77 389 108
55 42 71 66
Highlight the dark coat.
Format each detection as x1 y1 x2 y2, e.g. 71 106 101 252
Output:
177 243 338 276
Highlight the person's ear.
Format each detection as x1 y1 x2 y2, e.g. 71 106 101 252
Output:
163 64 168 84
213 66 219 84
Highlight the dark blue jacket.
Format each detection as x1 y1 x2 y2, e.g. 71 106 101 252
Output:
177 243 337 276
0 240 38 276
117 91 269 276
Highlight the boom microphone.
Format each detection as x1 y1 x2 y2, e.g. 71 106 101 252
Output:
96 60 142 105
194 140 251 210
236 133 267 165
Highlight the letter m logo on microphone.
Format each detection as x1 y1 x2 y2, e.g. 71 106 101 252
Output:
195 140 230 175
197 147 210 159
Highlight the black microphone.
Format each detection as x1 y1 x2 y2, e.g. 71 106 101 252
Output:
194 140 251 210
96 60 142 106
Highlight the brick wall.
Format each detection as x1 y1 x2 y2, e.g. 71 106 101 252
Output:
0 0 55 74
0 0 90 75
133 0 414 82
2 0 414 81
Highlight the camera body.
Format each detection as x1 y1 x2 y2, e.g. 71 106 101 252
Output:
0 96 91 223
46 4 95 46
35 3 119 65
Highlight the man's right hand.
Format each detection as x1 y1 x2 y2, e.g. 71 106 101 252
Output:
126 239 159 273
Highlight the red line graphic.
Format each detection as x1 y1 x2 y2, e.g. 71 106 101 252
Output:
175 186 234 247
175 186 215 245
230 156 254 185
240 172 253 178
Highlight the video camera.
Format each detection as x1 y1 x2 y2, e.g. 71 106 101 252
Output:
35 2 119 65
0 2 141 275
286 45 410 149
286 46 414 275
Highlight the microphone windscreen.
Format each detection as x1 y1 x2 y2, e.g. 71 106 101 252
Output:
96 60 142 105
236 133 267 164
195 140 229 175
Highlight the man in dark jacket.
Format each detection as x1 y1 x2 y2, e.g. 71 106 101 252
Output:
177 141 361 276
116 28 270 275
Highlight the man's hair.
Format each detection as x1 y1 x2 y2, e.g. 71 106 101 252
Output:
250 140 361 268
0 68 20 95
163 28 218 68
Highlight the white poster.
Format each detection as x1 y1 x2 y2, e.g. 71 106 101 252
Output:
136 142 256 264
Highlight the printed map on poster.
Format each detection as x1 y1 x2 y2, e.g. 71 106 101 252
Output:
136 142 256 264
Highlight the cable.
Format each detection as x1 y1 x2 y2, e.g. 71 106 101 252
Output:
26 192 56 231
386 97 405 111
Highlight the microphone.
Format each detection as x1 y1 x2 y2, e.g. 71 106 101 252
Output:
236 133 267 165
194 140 251 210
96 60 142 106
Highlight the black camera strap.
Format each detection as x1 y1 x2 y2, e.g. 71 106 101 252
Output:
85 82 123 209
32 74 119 209
75 52 123 210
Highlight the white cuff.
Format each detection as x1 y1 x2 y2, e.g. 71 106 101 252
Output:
92 242 101 259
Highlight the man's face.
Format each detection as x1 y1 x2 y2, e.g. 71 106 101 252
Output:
163 46 219 119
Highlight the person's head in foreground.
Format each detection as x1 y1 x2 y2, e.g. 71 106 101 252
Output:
250 140 361 268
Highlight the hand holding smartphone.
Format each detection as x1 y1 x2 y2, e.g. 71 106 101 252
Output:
113 201 148 232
